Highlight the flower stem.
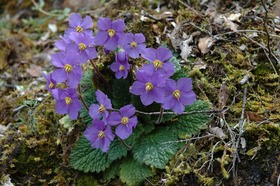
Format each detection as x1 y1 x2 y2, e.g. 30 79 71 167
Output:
119 138 132 150
156 107 164 124
90 59 107 82
78 84 89 111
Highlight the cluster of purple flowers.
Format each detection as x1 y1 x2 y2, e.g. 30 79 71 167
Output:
44 13 97 119
45 13 197 152
85 90 137 152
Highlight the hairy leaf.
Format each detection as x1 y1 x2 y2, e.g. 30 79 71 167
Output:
70 136 111 173
133 128 179 169
170 100 209 138
120 158 155 186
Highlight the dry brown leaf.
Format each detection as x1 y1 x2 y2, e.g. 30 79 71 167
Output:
198 37 214 54
218 82 229 109
246 111 263 122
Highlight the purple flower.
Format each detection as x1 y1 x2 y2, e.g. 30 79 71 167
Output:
130 71 166 106
107 104 137 139
65 13 93 35
89 90 112 121
67 32 97 61
94 17 126 51
84 119 115 152
110 51 130 79
54 34 71 51
121 33 146 58
52 88 82 120
141 47 175 77
51 51 83 88
42 72 57 91
162 78 196 114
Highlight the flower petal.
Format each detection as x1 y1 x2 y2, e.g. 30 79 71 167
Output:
69 13 82 28
81 15 93 29
112 19 125 32
142 48 157 62
177 78 193 93
120 104 135 117
97 17 111 30
94 31 109 46
134 33 145 43
107 112 122 126
157 47 172 62
55 100 67 114
130 81 145 95
116 124 132 140
52 69 67 83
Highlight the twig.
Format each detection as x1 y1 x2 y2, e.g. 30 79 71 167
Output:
243 34 280 70
178 0 204 18
135 108 223 116
78 84 89 111
214 29 280 39
232 86 248 186
163 133 215 144
260 0 272 60
31 0 60 17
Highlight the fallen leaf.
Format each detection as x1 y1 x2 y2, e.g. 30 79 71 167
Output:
218 82 229 109
180 35 193 61
26 64 42 77
198 36 214 54
246 111 263 122
209 127 226 139
227 13 241 21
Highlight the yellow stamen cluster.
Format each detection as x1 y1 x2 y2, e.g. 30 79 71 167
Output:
107 29 116 37
98 104 106 112
130 41 137 48
119 65 125 71
172 89 181 99
65 97 72 105
145 82 154 92
49 82 54 89
78 43 87 50
98 131 105 138
121 117 129 125
64 64 73 73
76 26 83 32
153 60 163 69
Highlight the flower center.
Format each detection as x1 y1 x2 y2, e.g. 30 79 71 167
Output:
98 131 105 138
119 65 125 71
153 60 163 69
172 89 181 99
49 82 54 89
76 26 83 32
121 117 129 125
145 82 154 92
130 41 137 48
107 29 116 37
78 43 87 50
65 97 72 105
64 64 73 73
98 104 105 112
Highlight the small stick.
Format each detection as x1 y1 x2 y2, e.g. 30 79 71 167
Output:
78 84 89 111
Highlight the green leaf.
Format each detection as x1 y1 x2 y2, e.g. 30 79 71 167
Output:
111 78 131 108
170 56 181 71
79 70 97 125
170 100 209 138
103 160 122 180
133 128 179 169
171 66 189 81
120 158 155 186
107 139 128 161
70 136 111 173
